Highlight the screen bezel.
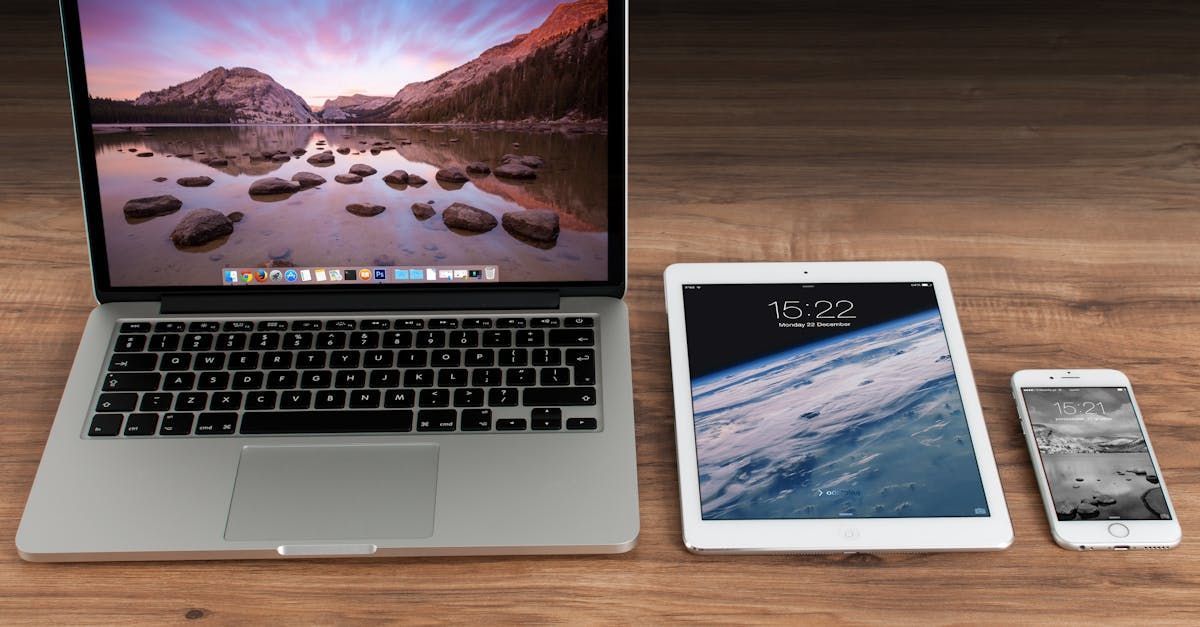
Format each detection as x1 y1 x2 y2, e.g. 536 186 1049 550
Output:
58 0 627 303
664 262 1013 552
1012 370 1181 548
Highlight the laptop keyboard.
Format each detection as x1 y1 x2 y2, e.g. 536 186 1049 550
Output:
88 315 599 438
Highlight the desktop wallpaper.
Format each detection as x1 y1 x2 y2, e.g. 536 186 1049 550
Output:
77 0 610 287
683 283 990 521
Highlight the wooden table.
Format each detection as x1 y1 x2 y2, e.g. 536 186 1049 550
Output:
2 0 1199 622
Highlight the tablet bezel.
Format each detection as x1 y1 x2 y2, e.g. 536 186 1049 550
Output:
663 261 1013 553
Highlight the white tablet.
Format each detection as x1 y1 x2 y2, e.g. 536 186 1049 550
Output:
664 261 1012 553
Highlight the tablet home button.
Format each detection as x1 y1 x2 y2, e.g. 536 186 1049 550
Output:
1108 523 1130 538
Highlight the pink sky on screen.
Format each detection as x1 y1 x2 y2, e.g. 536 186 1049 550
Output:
78 0 562 106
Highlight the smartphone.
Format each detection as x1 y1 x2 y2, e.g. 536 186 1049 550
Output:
1011 369 1180 550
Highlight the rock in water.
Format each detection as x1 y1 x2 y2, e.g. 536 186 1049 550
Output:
207 158 229 166
123 194 183 218
346 203 386 217
136 152 154 157
493 162 537 180
349 164 377 177
1076 503 1100 519
466 161 491 175
335 173 362 184
405 174 427 186
411 202 435 219
435 167 468 183
442 202 497 232
267 246 292 260
248 177 301 195
153 177 168 182
227 211 244 223
177 176 214 187
170 208 233 246
502 209 560 242
336 147 351 155
501 153 544 168
291 148 306 156
271 153 292 162
306 150 335 165
1055 504 1077 520
383 170 409 185
291 171 326 188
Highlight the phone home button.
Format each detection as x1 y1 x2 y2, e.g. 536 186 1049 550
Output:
1108 523 1130 539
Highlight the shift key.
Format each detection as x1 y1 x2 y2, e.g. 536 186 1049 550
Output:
523 387 597 406
102 372 161 391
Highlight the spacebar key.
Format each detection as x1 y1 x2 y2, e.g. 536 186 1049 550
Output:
240 410 413 434
522 387 597 406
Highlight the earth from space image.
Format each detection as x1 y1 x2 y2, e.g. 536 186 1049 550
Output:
691 310 992 520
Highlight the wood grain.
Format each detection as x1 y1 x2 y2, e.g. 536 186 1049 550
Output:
2 0 1200 623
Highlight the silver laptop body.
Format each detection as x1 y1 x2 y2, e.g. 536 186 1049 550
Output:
18 0 636 561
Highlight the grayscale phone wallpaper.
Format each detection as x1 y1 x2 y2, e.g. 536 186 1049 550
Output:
683 283 990 521
1023 387 1170 521
77 0 610 287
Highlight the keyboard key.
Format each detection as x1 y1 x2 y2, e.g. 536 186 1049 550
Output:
229 352 259 370
437 369 468 387
515 330 543 346
182 333 213 351
384 389 415 408
496 318 526 328
499 349 527 366
159 412 194 435
453 387 483 407
196 412 237 435
472 368 502 387
460 408 492 431
232 372 264 390
267 371 299 389
257 320 289 331
263 351 293 369
549 329 595 347
245 391 277 410
418 389 449 407
102 372 160 392
532 348 561 366
330 351 360 368
317 332 346 349
462 318 493 329
417 410 457 431
175 392 207 411
363 350 393 368
107 353 156 371
349 389 381 408
564 317 594 328
567 417 598 430
297 351 326 369
315 390 347 409
188 321 221 332
449 331 478 347
361 319 390 330
291 320 322 331
89 413 123 436
95 392 137 412
394 319 424 329
417 330 445 348
566 349 595 366
154 321 186 333
488 387 518 406
431 349 460 367
351 331 379 349
139 392 173 412
159 353 190 371
383 331 412 348
113 334 147 352
148 334 180 351
241 410 413 434
496 418 527 431
216 333 247 351
428 318 459 329
279 390 312 410
465 349 494 367
532 408 563 430
396 350 426 367
574 361 596 385
335 370 366 388
162 372 195 390
222 321 254 331
250 332 280 350
194 352 225 370
197 372 230 390
369 369 400 388
209 391 242 411
540 367 571 386
404 369 434 387
523 387 597 406
531 317 560 328
506 368 536 386
124 413 158 436
483 330 512 347
300 371 330 390
284 332 313 349
120 322 151 333
325 319 356 330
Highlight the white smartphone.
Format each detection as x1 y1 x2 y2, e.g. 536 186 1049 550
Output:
1011 369 1180 550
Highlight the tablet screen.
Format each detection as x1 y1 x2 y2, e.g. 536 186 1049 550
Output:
682 282 990 520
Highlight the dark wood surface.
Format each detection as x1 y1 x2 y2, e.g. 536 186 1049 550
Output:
2 0 1199 622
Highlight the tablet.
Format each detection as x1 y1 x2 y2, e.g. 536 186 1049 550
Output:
664 261 1012 553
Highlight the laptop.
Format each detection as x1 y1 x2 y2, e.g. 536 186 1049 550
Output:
17 0 636 561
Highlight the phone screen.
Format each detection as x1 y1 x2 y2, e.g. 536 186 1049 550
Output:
1021 387 1170 521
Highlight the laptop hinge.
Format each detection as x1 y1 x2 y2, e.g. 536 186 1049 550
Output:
160 290 560 315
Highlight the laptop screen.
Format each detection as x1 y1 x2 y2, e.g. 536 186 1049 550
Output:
72 0 614 289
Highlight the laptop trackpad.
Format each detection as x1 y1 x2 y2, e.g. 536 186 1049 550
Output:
225 444 438 541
